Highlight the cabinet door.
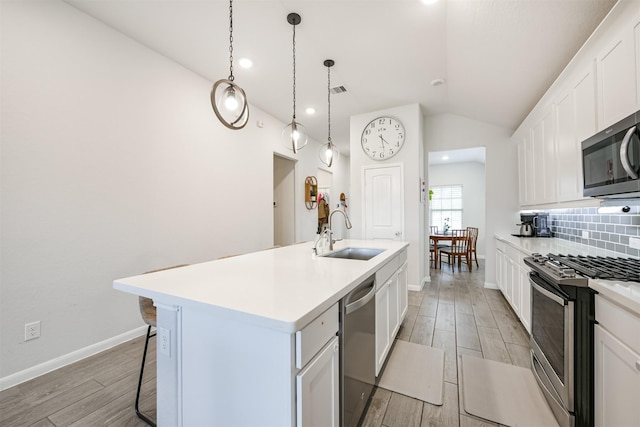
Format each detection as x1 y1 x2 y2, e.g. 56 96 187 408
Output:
375 284 390 376
510 257 521 316
519 264 531 334
495 249 504 292
531 108 556 204
517 141 529 206
594 325 640 427
397 261 408 322
388 276 399 339
296 336 339 427
597 25 636 128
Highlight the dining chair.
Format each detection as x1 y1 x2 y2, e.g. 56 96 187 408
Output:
466 227 479 268
136 264 189 427
430 225 439 234
439 229 470 272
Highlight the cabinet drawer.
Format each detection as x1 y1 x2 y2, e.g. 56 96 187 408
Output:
496 239 506 252
596 295 640 355
376 257 398 291
296 303 339 369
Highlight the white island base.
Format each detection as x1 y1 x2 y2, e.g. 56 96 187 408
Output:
114 240 409 426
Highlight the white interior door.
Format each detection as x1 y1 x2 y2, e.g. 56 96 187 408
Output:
364 165 404 240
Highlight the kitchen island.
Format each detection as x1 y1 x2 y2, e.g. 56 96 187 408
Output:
114 239 409 426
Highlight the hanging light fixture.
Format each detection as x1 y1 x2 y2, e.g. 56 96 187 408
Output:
211 0 249 130
282 13 308 153
319 59 340 167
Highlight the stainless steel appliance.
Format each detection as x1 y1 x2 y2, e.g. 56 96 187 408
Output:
533 213 552 237
582 109 640 198
512 213 551 237
525 253 640 427
340 276 376 427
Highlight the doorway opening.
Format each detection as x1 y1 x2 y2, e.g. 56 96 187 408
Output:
273 154 296 247
428 147 486 261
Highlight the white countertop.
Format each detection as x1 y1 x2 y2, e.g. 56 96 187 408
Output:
496 234 640 316
114 239 409 333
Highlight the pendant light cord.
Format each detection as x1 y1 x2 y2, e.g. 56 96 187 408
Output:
292 23 296 119
327 64 331 141
228 0 234 81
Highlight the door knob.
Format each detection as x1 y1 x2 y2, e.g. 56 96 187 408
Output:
395 232 401 237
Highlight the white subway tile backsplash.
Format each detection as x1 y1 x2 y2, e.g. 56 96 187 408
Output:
547 207 640 257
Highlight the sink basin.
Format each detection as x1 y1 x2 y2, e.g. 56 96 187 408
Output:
322 247 385 261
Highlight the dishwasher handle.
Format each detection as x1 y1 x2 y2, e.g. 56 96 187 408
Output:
345 281 376 315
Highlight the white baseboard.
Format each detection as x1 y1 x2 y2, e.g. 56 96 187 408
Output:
0 326 148 391
484 281 499 290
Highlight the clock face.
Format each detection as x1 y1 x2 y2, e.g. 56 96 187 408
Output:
361 116 405 160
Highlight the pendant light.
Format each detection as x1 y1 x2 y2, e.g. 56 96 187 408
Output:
319 59 340 167
211 0 249 130
282 13 308 153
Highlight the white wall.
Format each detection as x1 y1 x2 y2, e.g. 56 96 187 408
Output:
0 0 349 386
429 161 486 258
425 114 518 287
350 104 426 289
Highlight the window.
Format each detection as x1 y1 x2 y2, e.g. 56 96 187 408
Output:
430 185 463 232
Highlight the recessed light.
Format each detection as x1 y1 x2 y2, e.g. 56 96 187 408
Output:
431 78 446 86
441 155 449 160
238 58 253 69
421 0 439 4
305 107 316 115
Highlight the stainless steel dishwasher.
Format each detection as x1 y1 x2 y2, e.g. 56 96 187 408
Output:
340 275 376 427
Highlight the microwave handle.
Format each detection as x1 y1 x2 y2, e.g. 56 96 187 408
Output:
619 126 638 179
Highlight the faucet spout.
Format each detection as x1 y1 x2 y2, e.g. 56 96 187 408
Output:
327 209 352 250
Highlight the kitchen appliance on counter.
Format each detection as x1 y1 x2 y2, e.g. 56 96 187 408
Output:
582 108 640 198
512 213 551 237
524 253 640 427
340 275 376 427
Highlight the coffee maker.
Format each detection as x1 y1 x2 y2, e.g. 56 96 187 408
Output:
514 213 552 237
533 213 552 237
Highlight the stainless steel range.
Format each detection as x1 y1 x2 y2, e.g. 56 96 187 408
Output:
524 253 640 427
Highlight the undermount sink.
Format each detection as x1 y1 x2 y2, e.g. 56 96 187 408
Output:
322 247 385 261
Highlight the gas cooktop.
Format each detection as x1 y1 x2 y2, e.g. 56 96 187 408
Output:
524 253 640 286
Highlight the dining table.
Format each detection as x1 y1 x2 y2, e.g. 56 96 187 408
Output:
430 233 471 270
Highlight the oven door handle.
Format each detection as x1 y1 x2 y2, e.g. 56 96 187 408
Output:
620 125 638 179
531 280 567 306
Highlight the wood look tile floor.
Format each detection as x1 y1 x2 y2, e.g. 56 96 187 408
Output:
0 259 530 427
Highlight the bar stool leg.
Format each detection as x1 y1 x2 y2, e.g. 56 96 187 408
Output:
136 325 157 427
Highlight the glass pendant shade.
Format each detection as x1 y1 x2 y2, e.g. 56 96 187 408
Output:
211 79 249 129
319 59 339 167
319 139 339 167
283 13 306 153
281 119 308 153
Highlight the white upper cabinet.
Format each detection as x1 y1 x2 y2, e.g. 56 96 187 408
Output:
516 2 640 208
555 65 596 203
596 22 636 129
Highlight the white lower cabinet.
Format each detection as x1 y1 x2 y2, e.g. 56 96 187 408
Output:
375 279 390 376
397 261 408 323
594 296 640 427
296 336 340 427
494 238 531 333
375 253 408 376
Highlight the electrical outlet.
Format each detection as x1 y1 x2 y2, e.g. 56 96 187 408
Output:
158 327 171 357
25 321 41 341
582 230 589 239
630 237 640 249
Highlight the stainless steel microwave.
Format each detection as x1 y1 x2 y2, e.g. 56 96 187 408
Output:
582 109 640 198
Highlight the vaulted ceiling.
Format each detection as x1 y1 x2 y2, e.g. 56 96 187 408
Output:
65 0 617 155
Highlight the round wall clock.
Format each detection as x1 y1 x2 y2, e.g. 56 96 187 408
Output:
361 116 405 160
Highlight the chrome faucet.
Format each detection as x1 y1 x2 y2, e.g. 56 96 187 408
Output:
327 209 353 250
